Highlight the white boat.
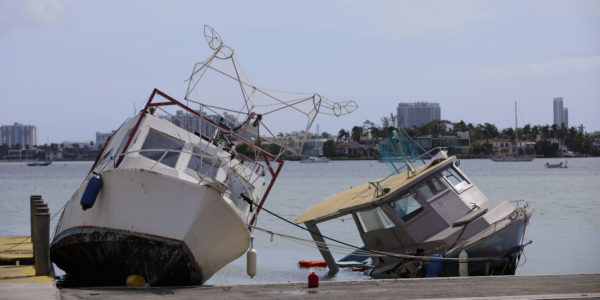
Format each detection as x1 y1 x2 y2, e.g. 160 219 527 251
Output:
50 25 357 286
296 130 533 278
545 161 567 168
491 102 535 162
300 156 330 163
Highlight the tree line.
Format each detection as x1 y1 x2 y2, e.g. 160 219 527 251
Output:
316 116 600 157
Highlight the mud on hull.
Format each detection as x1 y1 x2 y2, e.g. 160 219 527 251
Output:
51 227 203 286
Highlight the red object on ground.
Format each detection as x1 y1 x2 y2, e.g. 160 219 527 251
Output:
298 260 327 268
308 272 319 288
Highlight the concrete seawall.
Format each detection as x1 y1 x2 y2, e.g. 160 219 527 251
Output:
58 274 600 299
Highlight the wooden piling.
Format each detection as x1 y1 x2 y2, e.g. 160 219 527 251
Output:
33 206 51 276
30 196 44 243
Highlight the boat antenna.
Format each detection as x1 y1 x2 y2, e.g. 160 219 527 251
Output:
392 129 416 177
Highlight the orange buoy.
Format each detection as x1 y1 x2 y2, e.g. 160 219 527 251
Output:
126 274 146 287
298 260 326 268
309 260 326 267
298 260 310 268
308 272 319 288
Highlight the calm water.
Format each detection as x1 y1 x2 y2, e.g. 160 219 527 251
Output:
1 158 599 285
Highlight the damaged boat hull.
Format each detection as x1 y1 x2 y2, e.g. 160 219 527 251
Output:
51 167 251 285
51 227 203 285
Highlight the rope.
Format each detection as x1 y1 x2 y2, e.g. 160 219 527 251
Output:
0 236 32 254
246 200 527 263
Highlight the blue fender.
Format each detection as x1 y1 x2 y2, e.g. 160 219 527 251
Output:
80 173 103 210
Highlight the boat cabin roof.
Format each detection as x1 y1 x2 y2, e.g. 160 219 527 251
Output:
295 155 454 224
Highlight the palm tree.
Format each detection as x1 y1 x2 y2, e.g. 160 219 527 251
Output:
351 126 363 143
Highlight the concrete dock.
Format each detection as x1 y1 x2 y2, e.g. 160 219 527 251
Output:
0 196 58 300
0 236 59 300
57 274 600 299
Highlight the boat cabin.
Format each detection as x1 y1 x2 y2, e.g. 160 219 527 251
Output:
296 153 518 275
90 97 273 223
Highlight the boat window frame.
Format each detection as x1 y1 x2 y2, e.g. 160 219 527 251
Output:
186 147 221 180
356 206 396 233
387 191 425 223
415 175 448 202
139 128 185 168
440 164 472 194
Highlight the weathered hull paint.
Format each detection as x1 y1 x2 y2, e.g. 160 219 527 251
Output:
51 167 251 285
51 227 202 286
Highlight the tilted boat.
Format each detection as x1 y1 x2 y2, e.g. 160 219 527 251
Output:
50 25 357 286
296 130 533 278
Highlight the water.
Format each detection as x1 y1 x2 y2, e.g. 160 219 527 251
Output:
1 158 599 284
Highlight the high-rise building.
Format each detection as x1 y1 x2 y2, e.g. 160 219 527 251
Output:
0 123 37 147
397 102 441 128
553 97 568 128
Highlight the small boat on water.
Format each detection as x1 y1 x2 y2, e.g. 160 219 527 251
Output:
545 161 568 168
27 161 52 166
50 25 357 286
300 156 330 163
296 130 533 278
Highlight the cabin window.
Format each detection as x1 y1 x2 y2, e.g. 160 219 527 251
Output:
116 129 133 159
390 193 423 222
442 167 469 193
187 147 220 179
357 207 395 232
417 177 446 200
140 129 184 168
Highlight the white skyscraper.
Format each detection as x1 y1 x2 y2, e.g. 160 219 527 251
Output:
397 102 441 128
553 97 568 128
0 123 37 147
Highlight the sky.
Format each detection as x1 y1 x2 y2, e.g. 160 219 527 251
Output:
1 0 599 144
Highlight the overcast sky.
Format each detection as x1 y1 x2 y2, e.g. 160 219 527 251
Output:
1 0 599 143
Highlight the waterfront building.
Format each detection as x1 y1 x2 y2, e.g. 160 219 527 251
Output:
96 131 116 148
0 122 37 147
474 138 535 155
414 131 470 154
397 102 441 128
553 97 568 128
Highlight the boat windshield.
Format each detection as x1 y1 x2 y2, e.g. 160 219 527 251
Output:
442 167 469 193
187 147 220 179
390 192 423 222
140 129 184 168
357 207 395 232
417 177 446 201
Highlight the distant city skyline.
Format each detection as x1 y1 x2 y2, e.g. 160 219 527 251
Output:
1 1 599 143
0 122 37 147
